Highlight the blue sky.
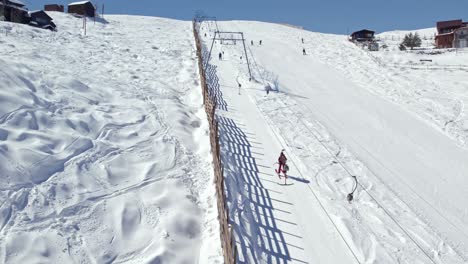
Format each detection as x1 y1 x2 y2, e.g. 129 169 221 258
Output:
26 0 468 34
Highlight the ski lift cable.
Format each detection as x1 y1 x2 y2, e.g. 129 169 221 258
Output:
268 102 435 264
221 24 361 262
237 34 462 259
198 21 446 263
239 85 363 263
238 39 439 262
218 24 438 263
298 100 468 261
289 107 440 264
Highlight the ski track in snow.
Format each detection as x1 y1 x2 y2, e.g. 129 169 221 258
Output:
199 20 468 263
0 13 222 263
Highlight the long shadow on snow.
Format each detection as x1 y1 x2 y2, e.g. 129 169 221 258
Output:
202 46 228 111
201 38 305 263
219 115 302 264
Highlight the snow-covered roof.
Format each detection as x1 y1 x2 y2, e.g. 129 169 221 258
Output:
1 3 28 11
28 10 53 20
7 0 25 6
352 29 375 33
436 32 455 37
68 1 91 6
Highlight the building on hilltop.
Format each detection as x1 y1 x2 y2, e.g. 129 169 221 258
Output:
437 20 463 34
44 4 64 12
350 29 375 42
68 1 95 17
29 10 56 31
0 0 28 24
435 19 468 48
350 29 379 51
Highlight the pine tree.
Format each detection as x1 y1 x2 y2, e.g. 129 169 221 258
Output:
401 32 422 50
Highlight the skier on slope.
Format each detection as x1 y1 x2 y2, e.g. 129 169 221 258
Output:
276 149 289 178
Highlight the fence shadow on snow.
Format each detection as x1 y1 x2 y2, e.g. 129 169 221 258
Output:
218 115 299 263
194 19 305 264
193 19 236 264
202 47 229 111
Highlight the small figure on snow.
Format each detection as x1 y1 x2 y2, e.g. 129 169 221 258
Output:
251 40 254 46
265 84 271 95
301 37 304 44
302 48 306 55
276 150 289 182
219 52 222 60
259 40 262 45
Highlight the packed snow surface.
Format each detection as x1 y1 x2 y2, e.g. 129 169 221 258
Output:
198 20 468 263
0 13 222 263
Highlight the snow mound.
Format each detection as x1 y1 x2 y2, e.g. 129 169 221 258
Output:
0 13 221 263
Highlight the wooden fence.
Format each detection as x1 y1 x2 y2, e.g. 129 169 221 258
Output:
192 19 237 264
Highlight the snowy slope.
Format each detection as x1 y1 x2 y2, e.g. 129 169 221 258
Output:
199 20 468 263
0 13 222 263
376 28 437 50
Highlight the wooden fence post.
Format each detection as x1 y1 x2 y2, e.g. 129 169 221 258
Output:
193 19 236 264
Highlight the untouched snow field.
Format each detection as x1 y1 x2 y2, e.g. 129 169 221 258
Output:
0 13 222 263
199 21 468 263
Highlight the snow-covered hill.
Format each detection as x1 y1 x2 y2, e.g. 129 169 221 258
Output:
376 27 437 49
0 13 221 263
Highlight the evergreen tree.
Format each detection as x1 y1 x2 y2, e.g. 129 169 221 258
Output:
401 32 422 50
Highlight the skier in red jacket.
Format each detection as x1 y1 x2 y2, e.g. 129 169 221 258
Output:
276 149 289 178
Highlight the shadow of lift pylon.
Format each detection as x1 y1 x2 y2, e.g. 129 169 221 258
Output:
205 31 253 81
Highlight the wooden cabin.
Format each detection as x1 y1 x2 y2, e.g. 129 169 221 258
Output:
435 33 455 49
350 29 375 42
437 20 463 34
44 4 64 12
29 10 56 31
68 1 95 17
435 19 468 48
0 0 28 24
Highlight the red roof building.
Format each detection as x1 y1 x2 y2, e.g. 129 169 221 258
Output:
435 19 468 48
437 19 463 34
44 4 64 12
